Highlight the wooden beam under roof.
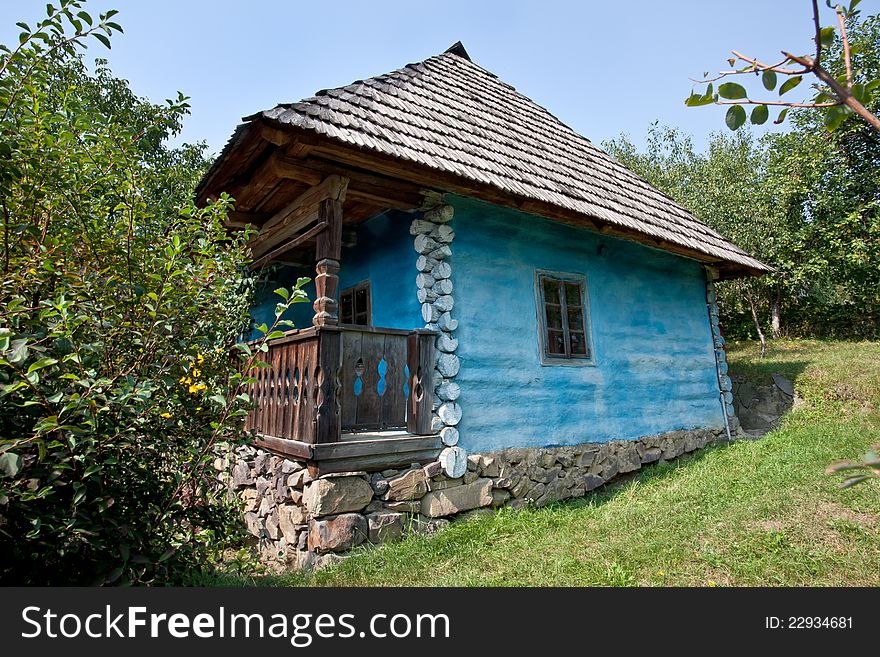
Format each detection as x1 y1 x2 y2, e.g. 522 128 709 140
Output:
202 119 765 279
248 174 349 259
297 138 768 278
225 210 270 228
203 125 427 218
195 123 273 205
272 153 427 210
258 123 293 147
250 220 328 270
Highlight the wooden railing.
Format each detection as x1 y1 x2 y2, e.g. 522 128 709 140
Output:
242 328 323 444
242 325 435 446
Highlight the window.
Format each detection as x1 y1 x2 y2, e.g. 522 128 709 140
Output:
535 271 593 363
339 281 371 326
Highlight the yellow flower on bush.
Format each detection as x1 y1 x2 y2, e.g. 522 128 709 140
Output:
160 412 172 419
179 354 207 393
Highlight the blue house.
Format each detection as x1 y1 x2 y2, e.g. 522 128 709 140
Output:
197 42 768 477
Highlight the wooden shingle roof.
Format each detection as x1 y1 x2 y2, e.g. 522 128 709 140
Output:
206 42 769 275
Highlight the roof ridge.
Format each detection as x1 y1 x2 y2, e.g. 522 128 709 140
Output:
259 43 477 118
444 41 471 61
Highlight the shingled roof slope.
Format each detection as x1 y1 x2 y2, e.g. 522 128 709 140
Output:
227 43 769 274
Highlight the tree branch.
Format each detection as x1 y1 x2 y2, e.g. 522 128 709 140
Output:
784 51 880 131
717 99 839 108
696 51 810 84
731 50 810 75
689 0 880 134
837 8 853 89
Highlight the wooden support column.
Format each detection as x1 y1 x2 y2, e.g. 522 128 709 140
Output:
313 196 343 327
407 330 436 435
314 328 342 444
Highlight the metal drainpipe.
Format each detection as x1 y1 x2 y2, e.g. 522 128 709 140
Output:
705 267 733 443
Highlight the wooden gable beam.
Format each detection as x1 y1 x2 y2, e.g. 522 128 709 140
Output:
273 154 426 210
249 174 349 259
249 221 328 270
259 174 347 235
257 122 293 147
196 124 273 205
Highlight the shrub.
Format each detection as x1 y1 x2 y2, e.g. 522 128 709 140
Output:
0 1 306 584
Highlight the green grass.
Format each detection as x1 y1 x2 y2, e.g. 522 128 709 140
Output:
218 339 880 587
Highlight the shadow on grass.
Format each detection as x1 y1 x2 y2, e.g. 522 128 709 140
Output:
728 360 811 388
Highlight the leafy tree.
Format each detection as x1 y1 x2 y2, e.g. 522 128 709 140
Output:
757 14 880 337
686 1 880 132
605 106 880 345
605 125 778 352
0 1 306 584
760 117 880 337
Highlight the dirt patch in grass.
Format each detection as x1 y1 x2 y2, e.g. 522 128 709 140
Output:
747 500 877 537
815 500 878 528
825 383 864 403
744 498 879 566
755 519 785 532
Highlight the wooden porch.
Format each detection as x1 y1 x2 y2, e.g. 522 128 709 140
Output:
242 324 440 475
198 121 449 474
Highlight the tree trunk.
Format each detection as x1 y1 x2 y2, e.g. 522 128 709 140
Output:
746 290 767 358
770 291 781 340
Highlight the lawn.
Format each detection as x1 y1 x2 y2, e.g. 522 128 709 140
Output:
224 339 880 586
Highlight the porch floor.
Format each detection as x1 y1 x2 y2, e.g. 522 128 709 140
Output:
340 429 413 442
256 429 442 475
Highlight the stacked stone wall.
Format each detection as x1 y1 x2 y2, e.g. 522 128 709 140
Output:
218 427 726 572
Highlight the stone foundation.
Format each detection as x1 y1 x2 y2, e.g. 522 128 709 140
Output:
217 426 727 572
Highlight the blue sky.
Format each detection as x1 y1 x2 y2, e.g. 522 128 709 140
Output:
2 0 878 155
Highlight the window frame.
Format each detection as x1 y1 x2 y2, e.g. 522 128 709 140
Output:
339 280 372 327
534 269 595 366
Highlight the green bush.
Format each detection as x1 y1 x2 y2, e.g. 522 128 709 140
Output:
0 1 307 584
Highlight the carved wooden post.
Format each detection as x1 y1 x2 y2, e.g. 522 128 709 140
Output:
313 197 343 327
311 180 345 445
407 329 435 435
314 328 342 443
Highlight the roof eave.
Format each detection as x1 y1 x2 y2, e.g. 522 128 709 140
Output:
196 116 771 280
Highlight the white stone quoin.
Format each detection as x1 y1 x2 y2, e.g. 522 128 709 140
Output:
705 272 739 434
412 200 464 477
